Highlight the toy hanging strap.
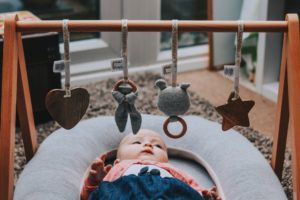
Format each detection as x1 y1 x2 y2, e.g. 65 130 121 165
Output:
171 19 178 87
233 21 244 99
63 19 71 97
121 19 128 82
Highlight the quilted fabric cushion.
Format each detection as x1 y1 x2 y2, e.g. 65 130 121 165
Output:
14 115 287 200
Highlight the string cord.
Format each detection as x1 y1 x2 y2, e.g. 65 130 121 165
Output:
171 20 178 87
63 19 71 97
121 19 128 82
234 21 244 99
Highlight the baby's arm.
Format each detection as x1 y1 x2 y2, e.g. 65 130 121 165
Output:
80 154 112 200
202 187 222 200
184 177 221 200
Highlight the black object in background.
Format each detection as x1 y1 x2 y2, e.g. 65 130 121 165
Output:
0 32 62 125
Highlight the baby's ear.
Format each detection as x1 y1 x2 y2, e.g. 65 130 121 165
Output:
114 159 120 165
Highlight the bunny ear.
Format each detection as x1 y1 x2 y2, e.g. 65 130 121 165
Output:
115 105 128 132
129 106 142 134
180 83 190 90
155 79 167 90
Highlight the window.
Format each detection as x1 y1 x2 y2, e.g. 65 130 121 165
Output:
161 0 208 50
0 0 100 41
0 0 209 84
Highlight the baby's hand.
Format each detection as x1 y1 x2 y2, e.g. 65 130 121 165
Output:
202 186 222 200
88 154 112 185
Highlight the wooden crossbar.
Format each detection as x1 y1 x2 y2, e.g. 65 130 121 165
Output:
15 20 288 32
0 14 299 200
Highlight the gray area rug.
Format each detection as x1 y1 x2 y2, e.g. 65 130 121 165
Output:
14 72 293 199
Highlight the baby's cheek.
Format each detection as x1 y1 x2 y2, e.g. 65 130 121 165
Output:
159 152 169 162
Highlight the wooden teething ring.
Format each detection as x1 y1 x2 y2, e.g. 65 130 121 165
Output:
163 116 187 139
112 79 137 92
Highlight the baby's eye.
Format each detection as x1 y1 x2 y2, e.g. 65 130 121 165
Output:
155 144 162 149
132 141 141 144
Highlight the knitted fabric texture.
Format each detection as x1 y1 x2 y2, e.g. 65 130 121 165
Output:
112 85 141 134
155 79 190 117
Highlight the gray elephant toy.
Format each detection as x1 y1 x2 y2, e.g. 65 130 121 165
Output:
155 79 190 138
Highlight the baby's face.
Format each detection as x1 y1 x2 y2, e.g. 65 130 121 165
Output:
117 129 168 163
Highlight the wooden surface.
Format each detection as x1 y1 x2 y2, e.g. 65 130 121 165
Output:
271 33 289 180
163 117 187 139
112 79 137 92
0 14 18 200
16 20 288 33
45 88 90 130
16 32 38 161
207 0 214 70
286 14 300 200
215 92 255 131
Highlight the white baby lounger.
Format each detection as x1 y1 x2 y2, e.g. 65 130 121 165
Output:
14 115 287 200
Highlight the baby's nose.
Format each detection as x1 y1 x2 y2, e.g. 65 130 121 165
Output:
144 143 153 148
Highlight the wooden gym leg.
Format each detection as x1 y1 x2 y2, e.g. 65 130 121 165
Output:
16 31 37 161
286 14 300 200
271 33 289 180
0 14 18 200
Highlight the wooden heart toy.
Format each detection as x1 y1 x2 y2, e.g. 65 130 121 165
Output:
45 19 90 129
45 88 89 129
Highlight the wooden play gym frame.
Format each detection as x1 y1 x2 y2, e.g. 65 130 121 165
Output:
0 13 299 200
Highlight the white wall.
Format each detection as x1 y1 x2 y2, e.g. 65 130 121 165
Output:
212 0 285 101
259 0 285 101
212 0 243 66
101 0 160 67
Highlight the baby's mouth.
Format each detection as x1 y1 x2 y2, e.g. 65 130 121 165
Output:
141 149 153 154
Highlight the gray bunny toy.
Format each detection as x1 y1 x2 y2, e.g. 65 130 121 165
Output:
111 19 142 134
112 81 142 134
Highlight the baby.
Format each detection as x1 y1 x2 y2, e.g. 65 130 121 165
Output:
81 129 221 200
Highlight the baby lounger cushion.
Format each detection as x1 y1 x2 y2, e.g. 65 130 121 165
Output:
14 115 287 200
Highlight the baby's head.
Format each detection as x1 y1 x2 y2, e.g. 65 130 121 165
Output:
116 129 168 163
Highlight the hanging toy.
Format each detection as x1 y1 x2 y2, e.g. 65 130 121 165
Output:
215 21 255 131
111 19 142 134
155 20 190 139
45 19 90 129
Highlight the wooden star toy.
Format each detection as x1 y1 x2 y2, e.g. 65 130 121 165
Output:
215 92 255 131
